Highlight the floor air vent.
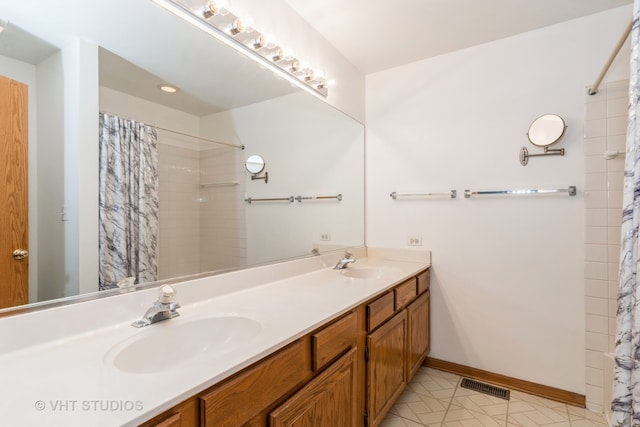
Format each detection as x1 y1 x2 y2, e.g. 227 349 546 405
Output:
460 378 510 400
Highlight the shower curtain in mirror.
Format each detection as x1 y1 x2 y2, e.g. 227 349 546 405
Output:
98 113 159 290
613 4 640 426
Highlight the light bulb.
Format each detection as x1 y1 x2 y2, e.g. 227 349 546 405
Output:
271 48 284 62
202 1 217 18
229 18 244 35
251 34 265 49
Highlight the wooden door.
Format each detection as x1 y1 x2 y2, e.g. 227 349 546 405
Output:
270 348 359 427
0 74 29 309
366 310 407 427
407 290 430 380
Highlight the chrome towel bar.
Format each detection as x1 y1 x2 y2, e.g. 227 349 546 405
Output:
464 186 576 198
245 194 342 204
244 196 294 204
390 191 457 199
295 194 342 202
200 181 239 188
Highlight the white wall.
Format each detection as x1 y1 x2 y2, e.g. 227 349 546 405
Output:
366 6 631 395
202 92 365 265
35 51 66 301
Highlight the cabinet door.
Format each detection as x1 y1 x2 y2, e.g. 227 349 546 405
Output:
138 398 199 427
270 347 359 427
407 290 430 380
200 340 308 427
366 310 407 427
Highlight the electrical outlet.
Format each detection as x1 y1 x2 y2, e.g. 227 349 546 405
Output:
407 236 422 246
320 233 331 241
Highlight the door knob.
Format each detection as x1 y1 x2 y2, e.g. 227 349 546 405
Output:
13 249 28 260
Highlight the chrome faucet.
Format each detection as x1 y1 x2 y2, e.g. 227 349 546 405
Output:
334 251 356 270
131 285 180 328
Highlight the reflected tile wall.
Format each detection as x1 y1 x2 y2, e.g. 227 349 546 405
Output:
157 143 202 279
199 146 246 272
583 79 627 412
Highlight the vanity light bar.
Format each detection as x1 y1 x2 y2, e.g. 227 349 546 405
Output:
152 0 330 97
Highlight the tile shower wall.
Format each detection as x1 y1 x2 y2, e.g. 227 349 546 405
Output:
199 146 246 272
583 79 627 412
157 144 202 279
158 143 247 280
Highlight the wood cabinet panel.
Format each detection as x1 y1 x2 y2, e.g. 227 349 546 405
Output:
367 291 394 332
312 311 357 372
138 398 198 427
269 348 359 427
200 340 309 427
367 310 407 427
407 290 430 380
417 270 430 295
394 279 417 310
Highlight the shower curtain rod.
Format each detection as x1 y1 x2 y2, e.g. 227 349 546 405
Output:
99 111 244 150
588 18 633 95
154 126 244 150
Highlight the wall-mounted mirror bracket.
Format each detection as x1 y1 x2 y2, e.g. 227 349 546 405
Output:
251 172 269 183
519 146 565 166
246 154 269 183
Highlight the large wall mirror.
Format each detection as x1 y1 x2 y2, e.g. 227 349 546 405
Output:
0 0 364 314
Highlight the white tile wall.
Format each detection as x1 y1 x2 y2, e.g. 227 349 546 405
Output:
199 146 246 272
158 143 202 279
583 79 628 412
158 143 247 279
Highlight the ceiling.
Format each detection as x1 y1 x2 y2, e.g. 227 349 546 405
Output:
285 0 633 74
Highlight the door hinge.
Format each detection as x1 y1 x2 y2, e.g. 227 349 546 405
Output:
364 346 369 362
364 409 369 427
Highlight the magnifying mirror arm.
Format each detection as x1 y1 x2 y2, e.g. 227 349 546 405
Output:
251 171 269 183
519 146 565 166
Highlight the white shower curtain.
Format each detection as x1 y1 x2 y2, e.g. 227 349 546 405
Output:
612 5 640 426
98 113 159 290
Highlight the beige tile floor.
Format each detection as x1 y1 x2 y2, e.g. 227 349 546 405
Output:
381 367 608 427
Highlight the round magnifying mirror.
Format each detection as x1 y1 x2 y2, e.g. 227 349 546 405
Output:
527 114 566 147
245 155 265 174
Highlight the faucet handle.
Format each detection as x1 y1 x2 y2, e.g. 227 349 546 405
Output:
158 285 176 304
344 250 352 258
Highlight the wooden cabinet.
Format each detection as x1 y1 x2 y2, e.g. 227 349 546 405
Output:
365 269 431 427
270 348 359 427
407 290 430 380
139 269 429 427
199 340 310 427
138 398 199 427
366 310 407 427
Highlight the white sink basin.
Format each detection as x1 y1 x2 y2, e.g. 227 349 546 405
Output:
340 267 399 279
106 316 262 374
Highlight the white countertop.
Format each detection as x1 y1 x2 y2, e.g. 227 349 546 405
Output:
0 247 430 426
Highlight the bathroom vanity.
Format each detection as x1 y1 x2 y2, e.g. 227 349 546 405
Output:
0 248 430 427
141 267 430 427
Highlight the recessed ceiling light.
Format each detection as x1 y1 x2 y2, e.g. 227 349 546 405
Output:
158 84 178 93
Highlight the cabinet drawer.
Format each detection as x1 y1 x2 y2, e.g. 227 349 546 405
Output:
395 279 417 309
367 291 394 332
417 269 430 295
312 311 357 372
200 340 308 427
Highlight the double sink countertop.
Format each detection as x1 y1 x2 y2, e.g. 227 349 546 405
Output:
0 247 430 426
